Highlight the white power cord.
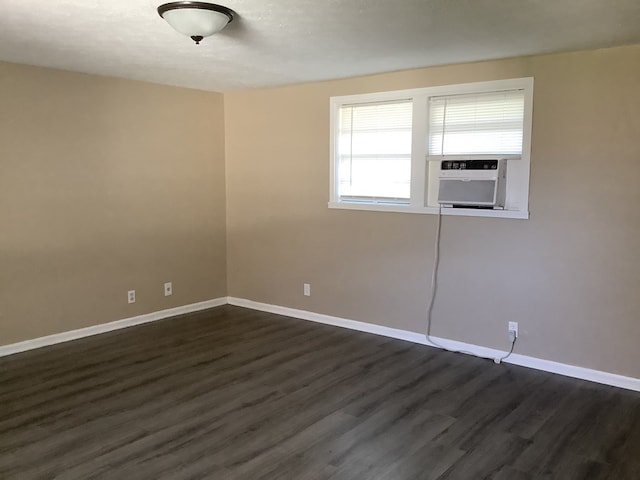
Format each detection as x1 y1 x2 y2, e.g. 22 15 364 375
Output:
495 333 517 364
425 205 516 363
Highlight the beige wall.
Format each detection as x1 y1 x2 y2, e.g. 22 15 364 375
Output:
0 62 227 344
2 45 638 379
225 45 640 378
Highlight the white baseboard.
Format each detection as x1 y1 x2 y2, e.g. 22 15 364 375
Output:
0 298 227 358
227 297 640 392
3 295 638 392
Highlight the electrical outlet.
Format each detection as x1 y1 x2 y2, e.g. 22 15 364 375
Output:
303 283 311 296
508 321 518 341
128 290 136 304
164 282 172 296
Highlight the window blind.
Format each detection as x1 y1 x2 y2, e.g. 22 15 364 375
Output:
338 100 413 202
428 90 525 157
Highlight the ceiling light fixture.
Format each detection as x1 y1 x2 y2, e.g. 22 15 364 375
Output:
158 2 234 45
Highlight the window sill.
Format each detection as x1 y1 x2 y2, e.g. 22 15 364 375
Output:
328 201 529 219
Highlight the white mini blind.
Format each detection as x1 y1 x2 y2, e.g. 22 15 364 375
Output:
338 100 413 202
428 90 525 157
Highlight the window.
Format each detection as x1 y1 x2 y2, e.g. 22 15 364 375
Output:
329 78 533 219
428 91 525 158
338 100 413 204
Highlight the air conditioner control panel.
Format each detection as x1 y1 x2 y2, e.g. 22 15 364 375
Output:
441 159 499 170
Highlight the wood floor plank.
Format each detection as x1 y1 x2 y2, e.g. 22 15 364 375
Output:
1 305 639 479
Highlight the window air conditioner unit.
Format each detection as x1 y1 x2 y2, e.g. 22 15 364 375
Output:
438 159 506 208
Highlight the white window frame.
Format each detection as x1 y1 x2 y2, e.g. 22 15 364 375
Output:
329 78 534 219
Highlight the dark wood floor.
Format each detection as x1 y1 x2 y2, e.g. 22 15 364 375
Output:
1 306 639 479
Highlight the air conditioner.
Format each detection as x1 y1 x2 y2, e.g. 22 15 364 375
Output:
438 159 506 208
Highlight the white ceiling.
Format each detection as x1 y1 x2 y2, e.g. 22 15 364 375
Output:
1 0 639 92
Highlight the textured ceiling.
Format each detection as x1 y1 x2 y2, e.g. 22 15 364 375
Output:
1 0 639 92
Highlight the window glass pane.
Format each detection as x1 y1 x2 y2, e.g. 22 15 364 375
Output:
429 91 524 156
338 101 412 202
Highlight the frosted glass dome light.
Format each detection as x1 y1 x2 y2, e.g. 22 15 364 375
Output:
158 2 234 44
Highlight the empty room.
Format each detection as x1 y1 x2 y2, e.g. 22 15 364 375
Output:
1 1 639 478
